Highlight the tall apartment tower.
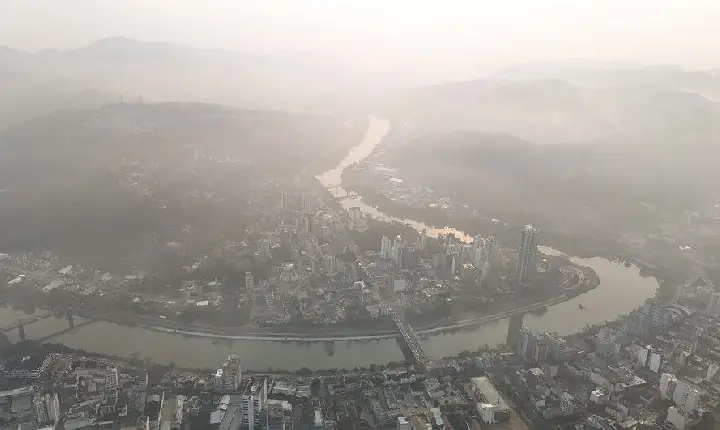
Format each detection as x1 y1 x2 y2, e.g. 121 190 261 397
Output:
392 235 405 268
215 355 242 391
279 190 290 210
380 236 392 260
245 272 254 292
707 292 720 317
258 238 271 262
516 225 538 288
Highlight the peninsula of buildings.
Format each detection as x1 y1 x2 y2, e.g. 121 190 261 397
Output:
0 178 598 344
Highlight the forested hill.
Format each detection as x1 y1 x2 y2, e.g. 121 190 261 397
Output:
0 103 364 270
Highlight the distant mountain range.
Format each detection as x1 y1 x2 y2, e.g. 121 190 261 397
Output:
387 67 720 145
4 37 720 145
496 61 720 99
0 37 382 129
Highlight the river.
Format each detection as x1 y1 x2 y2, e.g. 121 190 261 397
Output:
0 116 658 370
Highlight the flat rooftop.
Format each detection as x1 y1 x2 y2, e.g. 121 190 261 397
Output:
471 377 510 411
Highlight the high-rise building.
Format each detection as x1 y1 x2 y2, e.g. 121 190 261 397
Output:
516 225 538 288
35 393 60 425
380 236 392 260
449 254 459 277
302 193 320 213
485 235 499 268
531 333 551 364
446 243 460 257
444 233 456 249
418 229 427 251
242 378 268 429
474 235 499 278
516 326 552 364
245 272 254 292
306 213 315 234
392 235 406 268
349 207 362 231
215 355 242 391
660 373 701 412
258 239 271 262
642 297 677 333
323 254 336 275
707 292 720 317
280 190 290 210
517 326 535 359
459 244 469 266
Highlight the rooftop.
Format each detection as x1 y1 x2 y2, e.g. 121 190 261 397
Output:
471 377 510 412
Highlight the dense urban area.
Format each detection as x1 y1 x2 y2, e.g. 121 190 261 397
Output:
3 119 720 429
3 20 720 430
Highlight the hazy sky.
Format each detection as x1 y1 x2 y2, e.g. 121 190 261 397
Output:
2 0 720 71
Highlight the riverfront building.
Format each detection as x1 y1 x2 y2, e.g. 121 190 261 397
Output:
215 355 243 392
516 224 538 288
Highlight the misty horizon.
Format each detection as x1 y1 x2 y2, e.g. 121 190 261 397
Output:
2 0 720 81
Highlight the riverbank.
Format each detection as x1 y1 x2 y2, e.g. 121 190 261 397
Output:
0 115 660 373
346 183 683 289
80 286 590 342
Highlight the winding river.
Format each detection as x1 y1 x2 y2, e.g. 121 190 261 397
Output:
0 116 658 370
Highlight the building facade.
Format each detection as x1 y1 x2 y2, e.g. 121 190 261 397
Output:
215 355 242 392
516 225 538 288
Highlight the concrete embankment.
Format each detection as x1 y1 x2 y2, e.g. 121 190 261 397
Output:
118 293 576 341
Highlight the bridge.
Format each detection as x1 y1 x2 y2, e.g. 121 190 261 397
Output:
390 307 430 371
0 309 77 341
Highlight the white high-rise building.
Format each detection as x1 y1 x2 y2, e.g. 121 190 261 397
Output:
418 229 427 251
473 235 499 278
392 235 405 268
380 236 392 260
258 239 271 262
517 225 538 288
349 207 362 231
215 355 242 391
660 373 700 412
280 190 290 210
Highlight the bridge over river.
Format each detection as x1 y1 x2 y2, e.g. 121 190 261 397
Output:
390 307 431 371
0 309 80 341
